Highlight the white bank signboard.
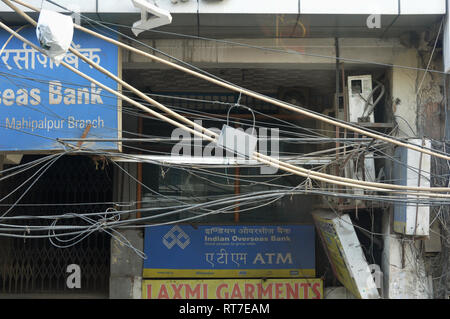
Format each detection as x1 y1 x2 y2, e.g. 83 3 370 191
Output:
0 27 121 152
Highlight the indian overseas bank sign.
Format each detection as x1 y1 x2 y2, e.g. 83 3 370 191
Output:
0 27 121 151
143 225 315 278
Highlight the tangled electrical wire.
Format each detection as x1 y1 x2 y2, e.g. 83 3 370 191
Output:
0 1 448 300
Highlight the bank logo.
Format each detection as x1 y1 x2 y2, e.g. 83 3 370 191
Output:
162 225 191 249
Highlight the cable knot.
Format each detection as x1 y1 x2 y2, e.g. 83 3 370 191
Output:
305 172 313 193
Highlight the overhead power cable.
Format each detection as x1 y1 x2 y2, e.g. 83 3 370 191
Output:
95 19 450 76
1 0 450 197
5 0 450 162
0 0 448 269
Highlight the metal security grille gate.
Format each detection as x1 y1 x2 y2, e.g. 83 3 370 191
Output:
0 155 112 297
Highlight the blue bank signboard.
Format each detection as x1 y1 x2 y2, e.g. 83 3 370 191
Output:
0 27 120 151
143 224 315 278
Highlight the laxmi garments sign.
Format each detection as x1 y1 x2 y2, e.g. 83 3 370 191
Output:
143 225 315 278
0 27 121 151
142 279 323 299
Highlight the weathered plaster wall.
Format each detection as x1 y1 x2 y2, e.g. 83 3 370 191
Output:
389 49 421 137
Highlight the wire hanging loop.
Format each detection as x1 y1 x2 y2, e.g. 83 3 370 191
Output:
226 92 256 137
305 172 313 194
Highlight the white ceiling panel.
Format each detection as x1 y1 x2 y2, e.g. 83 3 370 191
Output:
97 0 198 13
400 0 446 14
300 0 398 15
0 0 97 12
199 0 298 14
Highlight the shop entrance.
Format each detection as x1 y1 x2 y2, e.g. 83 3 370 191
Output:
0 155 112 297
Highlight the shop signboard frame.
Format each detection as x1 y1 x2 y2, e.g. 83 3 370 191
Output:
0 27 122 152
142 278 323 299
143 224 316 278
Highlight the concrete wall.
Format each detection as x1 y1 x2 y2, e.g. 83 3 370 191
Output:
389 49 421 137
381 45 436 297
110 229 144 299
109 110 144 299
417 51 445 140
124 37 414 70
124 37 337 69
382 209 433 298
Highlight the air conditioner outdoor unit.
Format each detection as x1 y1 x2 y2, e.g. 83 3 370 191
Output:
345 75 376 201
319 76 379 204
393 139 431 237
347 75 374 123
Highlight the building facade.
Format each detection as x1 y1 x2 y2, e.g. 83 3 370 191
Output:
0 0 448 299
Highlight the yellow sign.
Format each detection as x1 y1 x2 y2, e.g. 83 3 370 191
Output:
393 220 406 234
313 213 361 298
142 279 323 299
